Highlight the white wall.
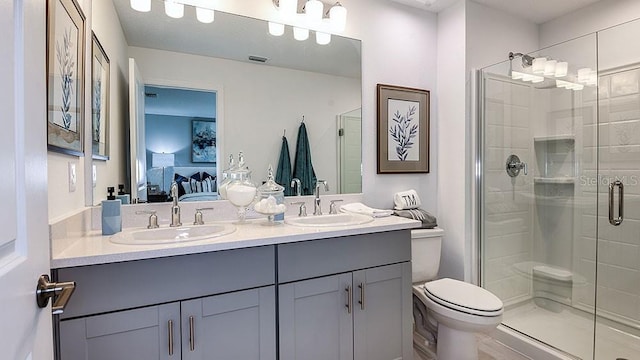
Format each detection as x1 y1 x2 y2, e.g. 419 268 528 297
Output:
129 46 361 191
436 1 539 281
436 1 466 280
540 0 640 48
48 0 129 219
91 0 130 204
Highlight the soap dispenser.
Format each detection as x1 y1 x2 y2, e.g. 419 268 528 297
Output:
115 184 130 204
102 187 122 235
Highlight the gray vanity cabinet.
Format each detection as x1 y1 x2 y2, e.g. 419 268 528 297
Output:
59 286 276 360
279 273 354 360
180 286 276 360
54 246 276 360
277 230 413 360
59 302 181 360
352 263 412 360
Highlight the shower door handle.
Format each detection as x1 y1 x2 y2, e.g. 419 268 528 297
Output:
609 180 624 226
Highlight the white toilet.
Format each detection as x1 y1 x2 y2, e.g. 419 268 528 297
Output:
411 228 503 360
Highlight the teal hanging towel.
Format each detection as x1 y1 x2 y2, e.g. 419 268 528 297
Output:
293 122 317 195
275 135 293 196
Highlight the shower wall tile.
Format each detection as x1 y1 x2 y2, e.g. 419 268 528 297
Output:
610 70 640 97
510 83 532 107
599 240 639 270
485 100 505 125
599 264 640 295
483 78 533 305
598 286 638 321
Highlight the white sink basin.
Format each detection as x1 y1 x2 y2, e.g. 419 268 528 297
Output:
110 224 236 245
285 213 374 227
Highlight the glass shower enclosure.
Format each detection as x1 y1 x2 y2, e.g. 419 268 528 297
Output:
478 18 640 360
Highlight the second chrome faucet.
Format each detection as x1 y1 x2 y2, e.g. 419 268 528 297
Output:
314 180 329 215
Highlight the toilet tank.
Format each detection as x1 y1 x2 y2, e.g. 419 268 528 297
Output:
411 228 444 283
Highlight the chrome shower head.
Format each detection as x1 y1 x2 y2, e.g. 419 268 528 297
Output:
508 52 534 67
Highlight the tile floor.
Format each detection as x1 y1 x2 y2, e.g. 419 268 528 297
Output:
413 332 532 360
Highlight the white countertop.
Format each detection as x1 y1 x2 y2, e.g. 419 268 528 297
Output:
51 215 421 268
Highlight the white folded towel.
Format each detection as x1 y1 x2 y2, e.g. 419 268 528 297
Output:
340 202 393 218
393 189 421 210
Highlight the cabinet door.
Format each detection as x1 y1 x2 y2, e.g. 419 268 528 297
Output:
279 273 354 360
59 302 181 360
353 263 412 360
181 286 276 360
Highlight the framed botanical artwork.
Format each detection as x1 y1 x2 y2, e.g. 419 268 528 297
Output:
46 0 86 156
192 119 217 163
91 32 110 160
377 84 430 174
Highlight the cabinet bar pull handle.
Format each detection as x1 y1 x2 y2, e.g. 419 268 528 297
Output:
168 320 174 356
358 283 365 310
609 180 624 226
189 315 195 351
345 286 352 314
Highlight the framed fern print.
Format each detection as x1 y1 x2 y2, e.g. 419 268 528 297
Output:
91 32 110 160
377 84 430 173
46 0 85 156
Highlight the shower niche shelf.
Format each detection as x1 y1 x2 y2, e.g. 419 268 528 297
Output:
534 177 576 184
534 134 576 183
533 135 575 142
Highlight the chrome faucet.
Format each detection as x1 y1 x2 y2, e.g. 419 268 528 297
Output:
291 178 302 197
170 182 182 227
314 180 329 215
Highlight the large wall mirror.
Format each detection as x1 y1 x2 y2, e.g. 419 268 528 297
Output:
94 0 362 204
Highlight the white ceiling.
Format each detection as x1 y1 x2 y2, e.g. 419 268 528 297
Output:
391 0 604 24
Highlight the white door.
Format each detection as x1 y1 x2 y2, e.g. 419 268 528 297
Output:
129 58 147 202
0 1 54 359
337 109 362 193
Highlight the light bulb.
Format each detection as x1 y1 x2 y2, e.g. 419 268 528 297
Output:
316 32 331 45
329 3 347 32
268 22 285 36
554 62 568 77
578 68 591 83
130 0 151 12
279 0 298 20
532 57 547 74
305 0 323 27
293 27 309 41
165 0 184 18
543 60 557 76
196 7 214 23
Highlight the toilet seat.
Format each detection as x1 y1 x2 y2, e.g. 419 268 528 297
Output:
423 278 503 317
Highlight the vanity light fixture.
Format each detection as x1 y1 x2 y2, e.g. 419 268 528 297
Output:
164 0 184 18
196 7 215 23
270 0 347 44
316 31 331 45
268 22 286 36
130 0 151 12
293 27 310 41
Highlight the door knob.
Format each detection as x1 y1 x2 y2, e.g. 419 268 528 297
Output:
36 274 76 315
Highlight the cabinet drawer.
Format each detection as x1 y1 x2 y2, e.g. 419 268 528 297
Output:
55 245 275 319
278 230 411 283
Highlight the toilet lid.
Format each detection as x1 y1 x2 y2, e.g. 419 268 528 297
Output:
424 278 503 315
